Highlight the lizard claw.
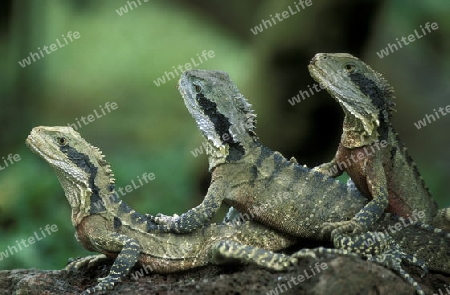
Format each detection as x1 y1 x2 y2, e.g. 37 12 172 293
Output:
311 162 340 177
66 254 109 271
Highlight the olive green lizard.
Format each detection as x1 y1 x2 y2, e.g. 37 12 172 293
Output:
26 126 300 294
308 53 450 235
147 69 450 294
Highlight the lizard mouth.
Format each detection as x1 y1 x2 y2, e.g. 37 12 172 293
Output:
25 134 42 156
26 133 56 162
308 64 326 84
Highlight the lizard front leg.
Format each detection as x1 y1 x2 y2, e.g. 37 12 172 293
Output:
312 156 343 178
322 159 388 236
147 184 223 233
79 232 142 295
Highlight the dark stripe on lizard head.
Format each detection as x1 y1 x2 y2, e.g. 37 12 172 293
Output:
195 92 245 161
348 72 390 140
60 145 106 213
348 72 387 111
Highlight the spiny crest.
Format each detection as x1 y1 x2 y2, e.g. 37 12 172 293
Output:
229 93 258 140
91 145 115 184
374 71 397 115
366 61 396 104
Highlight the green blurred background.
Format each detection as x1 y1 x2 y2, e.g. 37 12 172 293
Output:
0 0 449 270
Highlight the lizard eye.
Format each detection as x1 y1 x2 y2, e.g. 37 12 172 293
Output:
57 137 68 146
344 63 356 74
194 84 202 93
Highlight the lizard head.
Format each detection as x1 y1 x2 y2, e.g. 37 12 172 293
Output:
26 126 115 223
178 70 258 170
308 53 396 147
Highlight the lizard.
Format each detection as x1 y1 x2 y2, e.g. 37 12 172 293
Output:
24 75 448 295
146 69 450 294
146 68 441 241
308 52 450 234
30 125 436 294
148 69 368 239
26 126 301 294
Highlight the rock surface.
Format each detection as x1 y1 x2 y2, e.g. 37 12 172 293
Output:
1 255 448 295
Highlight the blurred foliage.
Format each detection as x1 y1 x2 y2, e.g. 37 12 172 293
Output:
0 0 449 270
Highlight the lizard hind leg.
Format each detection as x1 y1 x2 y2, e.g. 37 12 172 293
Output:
334 231 427 295
211 240 297 271
321 189 389 237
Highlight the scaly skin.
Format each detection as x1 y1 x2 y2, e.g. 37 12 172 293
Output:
308 53 450 234
26 126 298 294
148 69 450 295
150 70 367 240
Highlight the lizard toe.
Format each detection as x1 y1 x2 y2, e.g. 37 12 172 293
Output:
321 220 365 238
66 254 109 271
